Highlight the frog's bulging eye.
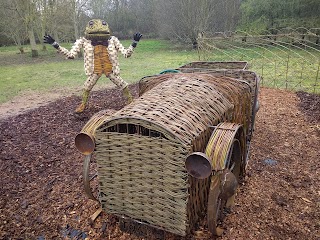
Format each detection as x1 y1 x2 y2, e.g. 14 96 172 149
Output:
102 20 106 25
89 21 94 26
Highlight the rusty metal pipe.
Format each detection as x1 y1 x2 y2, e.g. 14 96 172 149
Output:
75 132 95 155
185 123 244 179
185 152 212 179
74 109 116 155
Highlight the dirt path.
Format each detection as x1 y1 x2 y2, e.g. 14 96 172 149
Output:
0 90 72 120
0 85 319 239
0 85 114 121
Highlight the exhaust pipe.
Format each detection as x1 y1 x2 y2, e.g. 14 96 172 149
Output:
74 109 116 155
75 132 95 155
185 152 212 179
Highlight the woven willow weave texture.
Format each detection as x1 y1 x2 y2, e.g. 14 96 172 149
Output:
87 73 253 236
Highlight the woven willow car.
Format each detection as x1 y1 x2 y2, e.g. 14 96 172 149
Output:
75 61 260 237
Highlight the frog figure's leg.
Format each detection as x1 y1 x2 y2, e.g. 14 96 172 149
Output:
108 73 133 104
75 74 101 113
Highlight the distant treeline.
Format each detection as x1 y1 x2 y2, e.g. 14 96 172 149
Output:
0 0 319 50
240 0 320 32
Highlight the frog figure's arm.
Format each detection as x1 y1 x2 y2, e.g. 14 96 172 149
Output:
43 35 85 59
111 36 134 58
58 38 85 59
111 32 142 58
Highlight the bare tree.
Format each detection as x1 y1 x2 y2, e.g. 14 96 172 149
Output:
130 0 157 37
33 0 49 51
0 0 27 53
155 0 241 47
69 0 91 39
40 0 89 43
45 0 76 42
0 0 243 48
89 0 142 38
19 0 39 57
89 0 112 19
1 0 40 57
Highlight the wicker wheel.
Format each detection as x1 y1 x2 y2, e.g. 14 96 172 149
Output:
207 136 242 236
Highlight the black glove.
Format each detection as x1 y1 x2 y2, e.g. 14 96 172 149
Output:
132 32 142 47
44 35 59 49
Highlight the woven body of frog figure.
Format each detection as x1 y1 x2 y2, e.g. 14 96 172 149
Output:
44 19 142 113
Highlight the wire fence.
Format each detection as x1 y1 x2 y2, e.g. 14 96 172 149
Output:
197 27 320 94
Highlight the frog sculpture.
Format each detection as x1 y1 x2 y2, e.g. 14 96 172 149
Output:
44 19 142 113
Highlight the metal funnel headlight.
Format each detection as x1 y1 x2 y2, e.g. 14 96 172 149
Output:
185 152 212 179
75 132 95 155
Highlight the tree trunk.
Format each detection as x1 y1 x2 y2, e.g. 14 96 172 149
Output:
28 27 38 57
74 17 80 40
41 0 47 51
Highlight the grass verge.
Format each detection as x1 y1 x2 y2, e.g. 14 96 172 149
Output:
0 39 198 103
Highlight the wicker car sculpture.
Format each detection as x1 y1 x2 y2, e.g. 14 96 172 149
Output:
75 61 260 237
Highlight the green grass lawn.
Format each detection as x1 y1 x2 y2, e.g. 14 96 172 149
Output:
1 39 319 104
0 39 199 104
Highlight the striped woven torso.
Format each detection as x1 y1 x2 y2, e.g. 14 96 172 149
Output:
93 45 112 76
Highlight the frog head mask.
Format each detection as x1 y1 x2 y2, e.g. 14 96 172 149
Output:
85 19 111 40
